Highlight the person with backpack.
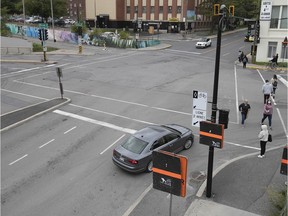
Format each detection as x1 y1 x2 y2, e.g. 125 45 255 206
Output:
239 99 251 127
270 74 278 98
242 55 248 68
262 80 273 104
261 99 273 130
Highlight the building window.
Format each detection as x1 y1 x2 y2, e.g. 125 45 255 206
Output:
74 3 76 7
79 3 81 7
151 6 154 13
142 6 146 13
281 45 288 59
280 6 287 29
168 6 172 13
127 6 130 13
270 6 280 28
159 6 163 13
268 42 277 58
177 6 181 14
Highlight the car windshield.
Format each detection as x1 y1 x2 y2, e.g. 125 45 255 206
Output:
199 38 207 42
122 136 149 154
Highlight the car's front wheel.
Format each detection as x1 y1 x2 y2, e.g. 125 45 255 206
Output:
146 161 153 172
184 139 193 150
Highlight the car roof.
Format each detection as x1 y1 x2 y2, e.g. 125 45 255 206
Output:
133 125 170 143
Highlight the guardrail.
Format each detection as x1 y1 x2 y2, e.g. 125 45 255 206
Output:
1 47 32 55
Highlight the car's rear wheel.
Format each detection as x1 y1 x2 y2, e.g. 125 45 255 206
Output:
146 161 153 172
184 139 193 150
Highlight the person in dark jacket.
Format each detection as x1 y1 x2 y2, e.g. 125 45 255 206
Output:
239 99 251 127
242 55 248 68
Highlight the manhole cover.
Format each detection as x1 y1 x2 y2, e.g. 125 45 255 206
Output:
190 171 206 182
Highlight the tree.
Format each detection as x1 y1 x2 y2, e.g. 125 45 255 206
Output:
25 0 67 22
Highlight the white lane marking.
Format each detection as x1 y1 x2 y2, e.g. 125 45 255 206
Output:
53 110 137 134
91 95 149 107
122 184 153 216
225 141 260 150
1 89 48 100
277 75 288 87
0 64 56 78
9 154 28 165
64 126 77 134
39 139 55 149
166 49 201 55
275 107 288 138
12 80 192 116
223 52 230 57
69 104 156 125
234 65 240 124
100 134 126 155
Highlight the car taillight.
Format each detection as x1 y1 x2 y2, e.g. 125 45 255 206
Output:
128 159 138 164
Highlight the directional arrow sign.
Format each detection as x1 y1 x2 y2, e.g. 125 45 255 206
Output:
192 90 207 127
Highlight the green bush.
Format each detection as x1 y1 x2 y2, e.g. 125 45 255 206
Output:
32 43 58 52
267 186 287 216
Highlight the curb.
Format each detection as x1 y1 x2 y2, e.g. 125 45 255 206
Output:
0 59 58 64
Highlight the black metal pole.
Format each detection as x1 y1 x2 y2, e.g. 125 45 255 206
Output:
206 13 224 198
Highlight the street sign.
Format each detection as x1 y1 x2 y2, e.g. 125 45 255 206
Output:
199 121 224 149
192 90 207 127
260 1 272 21
38 23 48 29
152 150 187 197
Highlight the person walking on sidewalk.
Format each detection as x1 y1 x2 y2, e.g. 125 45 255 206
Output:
242 55 248 68
270 74 278 98
262 80 273 104
258 124 269 158
261 99 273 130
239 99 251 127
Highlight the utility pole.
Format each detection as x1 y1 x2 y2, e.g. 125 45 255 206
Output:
206 4 228 198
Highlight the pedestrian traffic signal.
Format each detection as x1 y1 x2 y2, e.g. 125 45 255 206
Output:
229 5 235 16
38 29 43 41
218 109 230 129
214 4 220 16
44 29 48 40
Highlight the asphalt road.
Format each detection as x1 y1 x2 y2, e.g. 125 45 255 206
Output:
1 31 287 216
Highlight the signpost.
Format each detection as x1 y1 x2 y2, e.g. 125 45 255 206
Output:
192 90 207 127
152 150 187 216
260 1 272 21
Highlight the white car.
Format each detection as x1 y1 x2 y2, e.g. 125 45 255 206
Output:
195 38 212 48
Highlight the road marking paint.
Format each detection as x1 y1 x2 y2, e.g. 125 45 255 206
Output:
0 64 56 78
166 49 201 55
1 89 48 101
275 107 288 138
11 80 192 116
122 184 153 216
53 110 137 134
277 75 288 87
9 154 28 165
39 139 55 149
222 52 230 56
225 141 260 150
100 134 125 155
64 126 77 134
69 104 155 125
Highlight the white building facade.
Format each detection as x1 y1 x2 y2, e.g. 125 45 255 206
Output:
256 0 287 63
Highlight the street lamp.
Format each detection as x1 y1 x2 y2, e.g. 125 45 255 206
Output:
50 0 56 42
206 4 227 198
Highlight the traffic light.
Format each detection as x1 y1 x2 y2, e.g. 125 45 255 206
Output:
229 5 235 16
44 29 48 40
38 29 43 40
214 4 220 16
218 109 230 129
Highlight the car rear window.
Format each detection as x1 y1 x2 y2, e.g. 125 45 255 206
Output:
122 136 148 154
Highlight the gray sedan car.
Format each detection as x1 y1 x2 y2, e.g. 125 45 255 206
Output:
112 124 194 173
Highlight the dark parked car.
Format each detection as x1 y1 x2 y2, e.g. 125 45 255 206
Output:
54 19 66 27
112 124 194 173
